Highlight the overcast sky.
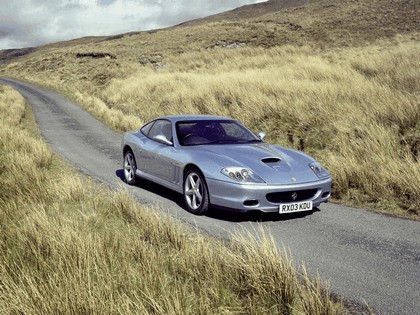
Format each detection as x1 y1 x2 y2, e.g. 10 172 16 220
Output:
0 0 267 50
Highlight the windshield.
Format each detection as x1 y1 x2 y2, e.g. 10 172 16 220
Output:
176 120 261 146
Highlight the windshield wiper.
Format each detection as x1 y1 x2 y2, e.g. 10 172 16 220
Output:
206 139 238 144
237 139 262 144
206 139 262 145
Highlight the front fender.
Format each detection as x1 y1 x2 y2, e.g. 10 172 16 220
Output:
185 148 249 183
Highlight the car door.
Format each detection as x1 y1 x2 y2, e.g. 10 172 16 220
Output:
139 119 177 183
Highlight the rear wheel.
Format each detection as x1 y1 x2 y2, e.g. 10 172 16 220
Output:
183 169 209 214
123 150 137 185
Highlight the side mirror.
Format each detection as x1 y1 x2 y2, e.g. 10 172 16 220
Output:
154 135 173 146
258 131 266 140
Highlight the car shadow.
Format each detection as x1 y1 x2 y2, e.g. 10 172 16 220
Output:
115 169 125 181
206 207 320 222
115 169 185 208
115 169 320 222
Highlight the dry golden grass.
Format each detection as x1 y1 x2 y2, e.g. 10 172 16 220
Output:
1 84 348 314
101 40 419 217
0 1 417 312
0 0 418 219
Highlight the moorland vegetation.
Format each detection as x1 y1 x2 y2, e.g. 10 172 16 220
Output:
1 0 418 313
0 84 347 314
1 0 418 217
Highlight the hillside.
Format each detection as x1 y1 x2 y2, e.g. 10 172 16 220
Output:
1 0 419 64
0 0 419 218
0 0 418 101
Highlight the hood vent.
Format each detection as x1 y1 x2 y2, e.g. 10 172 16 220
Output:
261 157 281 165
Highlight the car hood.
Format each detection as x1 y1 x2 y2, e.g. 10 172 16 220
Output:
197 143 320 184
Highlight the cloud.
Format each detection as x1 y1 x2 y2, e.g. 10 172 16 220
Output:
0 0 267 49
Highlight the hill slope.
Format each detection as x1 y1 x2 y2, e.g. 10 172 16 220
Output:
0 0 419 218
1 0 419 62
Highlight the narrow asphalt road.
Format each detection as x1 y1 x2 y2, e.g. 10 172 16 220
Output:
1 78 419 315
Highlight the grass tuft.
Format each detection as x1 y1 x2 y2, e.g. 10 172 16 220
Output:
0 84 348 314
1 0 418 218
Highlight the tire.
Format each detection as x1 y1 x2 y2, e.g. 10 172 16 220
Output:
123 150 137 185
183 168 209 214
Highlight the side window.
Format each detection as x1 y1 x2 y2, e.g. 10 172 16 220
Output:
140 121 154 136
148 120 173 145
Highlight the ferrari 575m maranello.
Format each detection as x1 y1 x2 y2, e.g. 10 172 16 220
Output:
122 115 332 215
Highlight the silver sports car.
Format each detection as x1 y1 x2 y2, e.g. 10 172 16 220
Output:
122 115 332 215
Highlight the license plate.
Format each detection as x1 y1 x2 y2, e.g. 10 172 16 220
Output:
279 201 313 214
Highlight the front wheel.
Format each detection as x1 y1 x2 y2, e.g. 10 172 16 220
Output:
183 169 209 214
123 150 137 185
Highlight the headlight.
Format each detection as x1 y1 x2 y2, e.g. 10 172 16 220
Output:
309 162 330 179
221 167 265 183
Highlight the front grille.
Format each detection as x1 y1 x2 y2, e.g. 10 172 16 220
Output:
266 189 318 203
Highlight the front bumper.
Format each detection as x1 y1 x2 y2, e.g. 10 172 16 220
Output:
206 177 332 213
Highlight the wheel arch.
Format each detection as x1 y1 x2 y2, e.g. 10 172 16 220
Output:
123 144 133 155
183 163 202 178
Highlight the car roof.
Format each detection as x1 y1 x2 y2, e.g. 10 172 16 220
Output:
158 115 233 123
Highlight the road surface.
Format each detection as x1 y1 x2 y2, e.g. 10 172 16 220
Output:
1 78 419 315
